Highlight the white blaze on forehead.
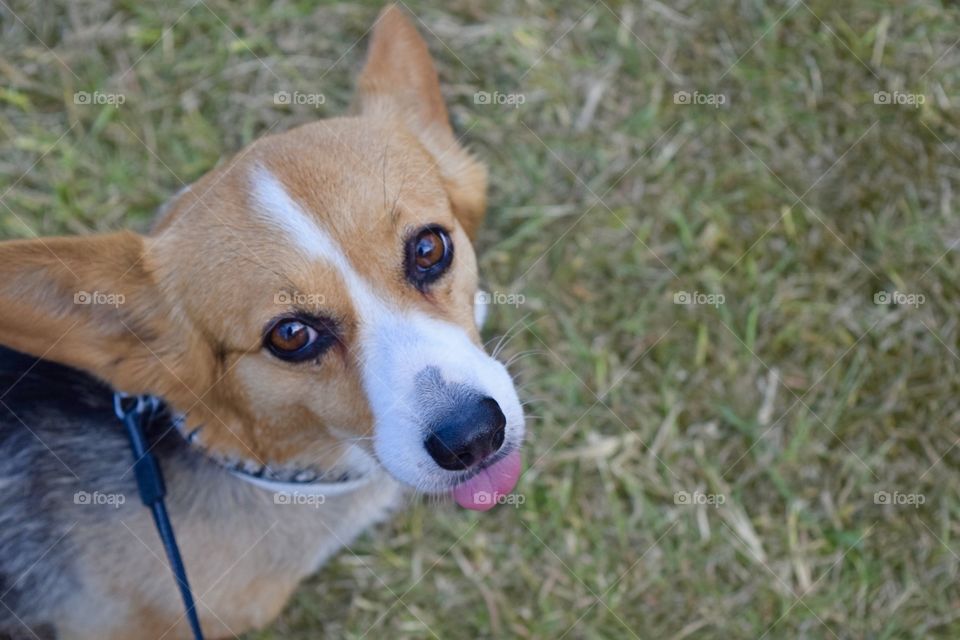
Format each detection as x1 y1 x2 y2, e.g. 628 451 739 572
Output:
249 166 385 314
250 167 344 264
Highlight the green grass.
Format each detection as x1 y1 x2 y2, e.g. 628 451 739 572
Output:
4 0 960 637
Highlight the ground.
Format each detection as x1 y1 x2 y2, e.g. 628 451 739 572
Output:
2 0 960 638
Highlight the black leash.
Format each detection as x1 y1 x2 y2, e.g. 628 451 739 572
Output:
114 392 205 640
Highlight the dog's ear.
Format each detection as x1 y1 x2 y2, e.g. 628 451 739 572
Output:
355 4 488 239
0 232 201 399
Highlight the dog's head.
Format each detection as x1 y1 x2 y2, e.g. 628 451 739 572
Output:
0 5 523 509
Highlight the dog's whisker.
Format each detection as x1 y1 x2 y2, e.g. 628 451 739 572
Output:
504 349 545 368
490 313 533 360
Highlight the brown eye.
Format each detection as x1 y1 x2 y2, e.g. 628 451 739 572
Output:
269 320 312 352
415 229 445 269
406 225 453 288
264 317 337 362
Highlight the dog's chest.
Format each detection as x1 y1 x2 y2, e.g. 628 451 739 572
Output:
178 476 405 635
57 474 404 640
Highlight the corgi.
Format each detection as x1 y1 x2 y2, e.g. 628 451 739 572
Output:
0 5 525 639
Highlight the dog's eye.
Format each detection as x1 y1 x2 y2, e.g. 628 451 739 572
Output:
406 225 453 288
265 318 334 362
415 229 446 268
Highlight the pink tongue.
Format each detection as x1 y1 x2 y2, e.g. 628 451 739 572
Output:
452 450 522 511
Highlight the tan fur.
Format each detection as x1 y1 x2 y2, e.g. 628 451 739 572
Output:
355 4 489 238
57 473 402 639
0 5 487 638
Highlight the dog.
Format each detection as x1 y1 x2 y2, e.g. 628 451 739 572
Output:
0 5 525 639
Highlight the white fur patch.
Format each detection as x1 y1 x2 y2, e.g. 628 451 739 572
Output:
250 167 342 263
474 289 489 330
250 167 391 316
362 311 525 492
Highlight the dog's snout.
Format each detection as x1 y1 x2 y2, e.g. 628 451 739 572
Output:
425 397 506 471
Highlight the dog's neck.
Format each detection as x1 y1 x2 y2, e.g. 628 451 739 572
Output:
0 344 373 496
159 400 377 498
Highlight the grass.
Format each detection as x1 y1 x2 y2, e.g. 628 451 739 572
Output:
3 0 960 637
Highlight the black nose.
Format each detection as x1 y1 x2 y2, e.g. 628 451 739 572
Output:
425 397 506 471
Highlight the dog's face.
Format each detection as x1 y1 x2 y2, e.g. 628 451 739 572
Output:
0 6 523 508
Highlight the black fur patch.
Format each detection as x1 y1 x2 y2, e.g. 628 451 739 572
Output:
0 346 184 635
